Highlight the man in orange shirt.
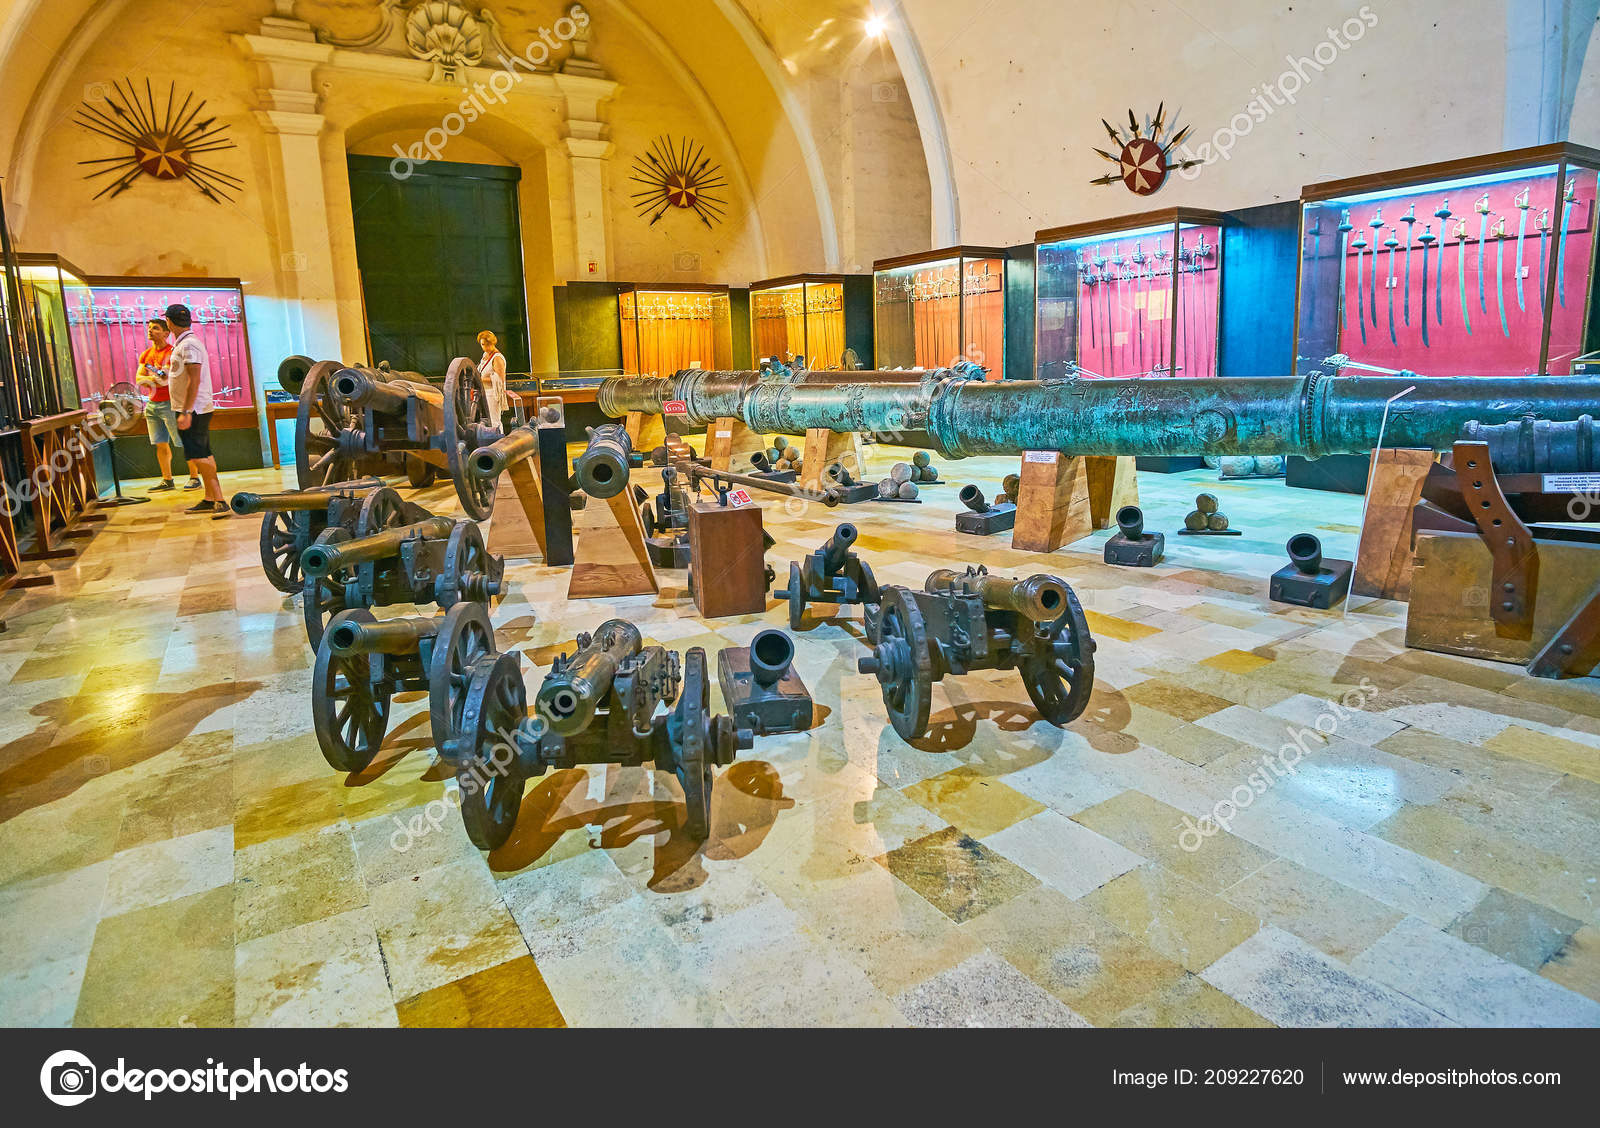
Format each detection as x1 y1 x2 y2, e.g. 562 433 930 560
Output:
135 318 190 492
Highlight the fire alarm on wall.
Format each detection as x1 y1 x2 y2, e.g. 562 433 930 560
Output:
587 260 598 274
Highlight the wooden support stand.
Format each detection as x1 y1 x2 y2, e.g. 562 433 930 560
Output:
687 499 768 618
1011 452 1136 552
1352 448 1437 600
487 461 547 560
17 410 103 562
801 429 865 492
708 417 766 472
568 488 659 600
624 410 667 452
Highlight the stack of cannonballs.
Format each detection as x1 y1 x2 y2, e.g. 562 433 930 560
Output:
994 473 1021 506
763 436 804 478
877 451 940 500
1184 491 1231 531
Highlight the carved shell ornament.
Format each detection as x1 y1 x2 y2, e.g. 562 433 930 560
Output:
405 1 485 81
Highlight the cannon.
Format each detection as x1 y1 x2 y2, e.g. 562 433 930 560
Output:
310 601 497 774
597 368 1600 461
290 354 501 519
954 482 1016 536
641 466 692 568
774 522 880 630
229 477 391 592
449 632 754 849
681 461 842 508
1270 533 1353 609
858 566 1097 741
297 486 505 647
717 629 815 735
1104 505 1164 567
572 423 635 499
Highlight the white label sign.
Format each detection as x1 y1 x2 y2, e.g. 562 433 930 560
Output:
1544 473 1600 493
1024 450 1059 464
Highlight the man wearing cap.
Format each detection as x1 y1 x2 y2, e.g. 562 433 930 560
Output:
164 303 227 516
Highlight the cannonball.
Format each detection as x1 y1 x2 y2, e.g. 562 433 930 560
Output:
767 446 785 464
783 446 800 462
898 481 920 500
912 450 931 469
776 458 793 471
1218 456 1256 479
1184 510 1207 531
877 479 896 498
890 462 913 484
1255 455 1287 477
1002 473 1021 498
1195 492 1220 515
1207 512 1231 531
921 466 939 483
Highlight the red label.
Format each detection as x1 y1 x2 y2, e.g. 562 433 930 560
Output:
728 489 752 507
663 400 688 416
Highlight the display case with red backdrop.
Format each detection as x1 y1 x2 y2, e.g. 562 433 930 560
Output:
618 283 734 377
873 247 1010 378
1035 208 1226 381
1296 144 1600 379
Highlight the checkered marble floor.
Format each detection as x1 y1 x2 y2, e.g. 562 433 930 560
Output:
1 444 1598 1028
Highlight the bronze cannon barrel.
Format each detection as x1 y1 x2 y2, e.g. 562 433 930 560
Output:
472 424 539 482
572 424 634 499
684 463 841 507
822 523 859 572
597 369 1600 460
333 368 418 416
230 478 386 516
536 619 643 736
326 615 442 657
300 516 457 578
926 568 1069 623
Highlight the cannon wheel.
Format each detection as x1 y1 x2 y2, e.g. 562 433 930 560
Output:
259 510 311 594
303 527 354 649
857 559 881 606
436 519 499 607
1018 582 1097 727
441 358 496 521
456 651 530 850
295 361 359 489
874 586 934 742
786 561 805 632
312 609 393 773
640 499 660 538
670 648 717 839
428 601 498 757
406 455 437 489
352 486 409 598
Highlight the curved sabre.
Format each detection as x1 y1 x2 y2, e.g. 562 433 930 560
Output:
1492 216 1510 337
1353 230 1369 346
1454 219 1473 335
1417 223 1435 347
1432 198 1452 325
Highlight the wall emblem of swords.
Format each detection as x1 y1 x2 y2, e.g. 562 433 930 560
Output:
1090 105 1202 196
75 79 240 202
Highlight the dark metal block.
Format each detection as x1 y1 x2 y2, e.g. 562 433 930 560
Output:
955 503 1016 535
1270 559 1353 609
717 642 813 736
1104 532 1164 567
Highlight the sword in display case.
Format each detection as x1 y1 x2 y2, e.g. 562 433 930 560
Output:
1417 223 1436 347
1513 187 1531 311
1454 218 1473 335
1557 177 1577 308
1474 192 1491 315
1536 207 1550 314
1352 228 1369 346
1400 205 1416 327
1384 226 1400 345
1492 215 1510 337
1432 198 1453 325
1335 210 1353 335
1367 208 1383 326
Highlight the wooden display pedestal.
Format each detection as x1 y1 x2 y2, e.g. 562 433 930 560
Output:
687 500 767 618
1352 448 1437 600
801 429 865 492
568 488 658 600
487 461 547 560
1011 452 1137 553
625 410 666 452
708 417 766 472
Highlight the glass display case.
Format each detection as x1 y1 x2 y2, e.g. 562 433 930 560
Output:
76 275 255 410
8 253 89 412
873 247 1008 377
1035 209 1226 380
618 283 734 376
1296 144 1600 378
749 273 872 370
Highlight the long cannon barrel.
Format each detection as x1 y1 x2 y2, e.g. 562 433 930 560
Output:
334 367 443 416
684 462 841 507
230 478 387 516
573 424 633 499
327 615 442 657
472 424 539 482
536 619 643 736
301 516 457 578
926 569 1069 623
598 369 1600 460
821 523 859 572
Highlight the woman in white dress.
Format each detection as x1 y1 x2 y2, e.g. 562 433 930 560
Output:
477 330 508 422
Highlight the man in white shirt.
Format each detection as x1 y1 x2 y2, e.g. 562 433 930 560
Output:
164 303 226 516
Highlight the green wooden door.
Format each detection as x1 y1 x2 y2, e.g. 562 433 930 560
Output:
347 156 530 375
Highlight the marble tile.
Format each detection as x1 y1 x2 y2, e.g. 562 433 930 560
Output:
1352 917 1600 1028
1123 679 1235 722
102 825 233 918
1072 790 1276 894
1108 971 1272 1028
1446 888 1583 973
366 858 528 1001
893 950 1091 1028
875 826 1039 924
499 848 639 940
1220 858 1404 962
233 775 347 850
0 952 89 1027
75 886 235 1028
233 825 367 943
902 766 1045 839
234 909 397 1028
396 954 564 1028
1484 725 1600 784
1200 926 1452 1028
1081 864 1260 973
1541 925 1600 1003
982 809 1144 900
0 861 109 978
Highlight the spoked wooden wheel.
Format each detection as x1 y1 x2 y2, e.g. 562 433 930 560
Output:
260 510 315 594
296 362 359 489
859 586 934 742
456 651 531 850
441 358 497 521
302 527 354 649
312 609 392 773
352 486 409 598
428 601 498 758
1018 582 1097 727
435 519 502 607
